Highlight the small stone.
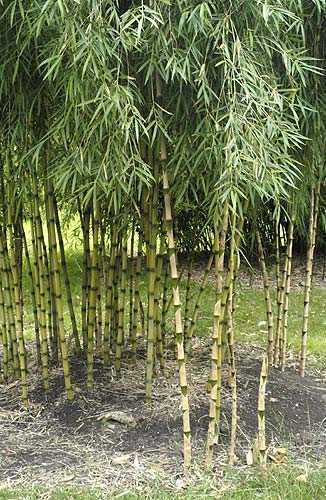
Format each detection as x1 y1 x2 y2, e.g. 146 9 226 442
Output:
61 474 75 482
97 411 136 427
175 478 185 489
295 474 308 483
112 454 131 465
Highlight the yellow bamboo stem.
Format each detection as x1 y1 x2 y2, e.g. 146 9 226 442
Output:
86 208 99 388
162 164 191 468
300 183 320 376
256 230 274 365
280 219 294 369
258 355 268 467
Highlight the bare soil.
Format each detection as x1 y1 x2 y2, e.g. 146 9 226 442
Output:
0 344 325 489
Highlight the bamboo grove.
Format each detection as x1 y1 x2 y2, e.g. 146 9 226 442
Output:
0 1 325 468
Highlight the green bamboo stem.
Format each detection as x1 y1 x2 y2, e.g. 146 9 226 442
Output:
86 207 99 389
0 233 19 377
8 209 24 356
131 230 142 361
53 194 81 355
129 221 135 352
31 214 49 386
115 237 127 375
42 232 56 361
0 277 9 379
112 247 121 350
300 182 320 376
41 187 59 359
22 224 41 366
45 180 73 400
78 201 90 351
145 179 158 401
0 233 28 405
103 226 118 364
96 216 104 352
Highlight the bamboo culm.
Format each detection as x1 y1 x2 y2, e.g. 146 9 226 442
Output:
256 230 274 365
300 183 320 376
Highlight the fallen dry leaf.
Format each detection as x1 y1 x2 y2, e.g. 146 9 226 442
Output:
268 447 287 464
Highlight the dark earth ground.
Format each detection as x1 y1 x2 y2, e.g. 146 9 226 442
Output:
0 255 326 490
0 343 325 489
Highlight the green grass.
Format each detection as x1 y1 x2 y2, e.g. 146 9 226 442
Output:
21 250 326 367
194 284 326 367
0 465 325 499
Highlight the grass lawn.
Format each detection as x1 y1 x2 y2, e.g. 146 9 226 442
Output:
0 465 326 499
21 249 326 368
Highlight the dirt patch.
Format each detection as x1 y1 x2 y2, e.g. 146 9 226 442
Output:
0 343 325 488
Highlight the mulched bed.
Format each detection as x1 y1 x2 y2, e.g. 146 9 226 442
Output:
0 343 325 489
